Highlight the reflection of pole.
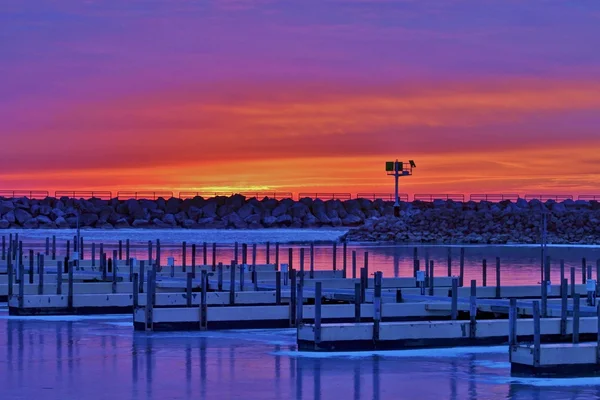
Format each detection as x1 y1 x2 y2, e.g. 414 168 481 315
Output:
394 160 400 217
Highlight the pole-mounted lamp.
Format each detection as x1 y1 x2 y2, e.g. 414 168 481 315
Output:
385 159 416 217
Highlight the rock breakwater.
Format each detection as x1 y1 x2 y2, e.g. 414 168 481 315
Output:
0 195 598 244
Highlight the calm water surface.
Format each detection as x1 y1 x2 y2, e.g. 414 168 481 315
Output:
1 309 600 400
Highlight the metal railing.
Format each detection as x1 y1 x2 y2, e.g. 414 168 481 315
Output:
469 194 520 202
117 191 174 200
414 194 465 202
0 190 49 199
578 195 600 201
179 192 230 199
356 193 409 201
55 191 113 200
239 192 293 200
298 193 352 201
524 194 574 202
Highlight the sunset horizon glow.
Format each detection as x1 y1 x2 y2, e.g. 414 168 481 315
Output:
2 1 600 198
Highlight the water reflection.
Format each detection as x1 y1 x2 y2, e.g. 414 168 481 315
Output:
3 316 600 399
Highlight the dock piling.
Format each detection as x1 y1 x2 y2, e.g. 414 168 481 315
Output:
343 241 347 278
229 261 236 305
252 243 257 272
52 236 56 260
447 248 452 277
18 256 24 308
597 303 600 364
560 260 565 298
57 260 63 295
597 259 600 297
202 242 207 266
571 267 576 297
373 271 382 344
68 261 74 310
240 263 245 292
290 269 297 326
573 294 581 344
266 242 270 265
156 239 161 272
352 251 357 279
288 248 293 273
495 257 501 299
587 266 596 306
118 240 123 261
275 243 280 270
310 243 315 279
125 239 130 266
129 258 134 282
182 241 187 272
451 277 458 320
354 283 361 322
217 263 223 291
413 248 418 278
332 242 337 271
428 261 434 296
28 249 34 284
139 260 145 293
360 267 367 303
234 242 239 265
191 244 197 278
469 280 477 338
38 254 44 295
242 243 247 266
168 257 175 278
296 271 304 326
541 278 548 318
508 298 517 348
186 273 192 307
1 235 5 261
314 281 322 345
532 301 541 367
561 278 568 336
200 271 208 330
300 248 305 278
91 243 96 267
133 273 139 311
111 253 117 294
145 267 155 331
482 259 487 287
582 257 587 284
275 271 281 305
45 237 50 256
212 243 216 271
459 248 465 287
101 252 107 281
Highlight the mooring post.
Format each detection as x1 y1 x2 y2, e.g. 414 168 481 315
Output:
571 267 576 298
282 263 289 286
90 243 96 267
7 247 13 299
79 237 84 260
290 269 297 326
28 249 34 284
182 241 187 272
240 263 245 292
191 244 197 279
425 250 429 276
52 235 56 260
241 243 247 266
544 256 551 284
202 242 207 266
252 243 257 272
132 272 139 312
314 281 322 346
275 271 281 305
145 266 156 331
533 301 541 367
559 260 565 298
495 257 501 299
234 242 239 265
360 267 367 303
413 249 418 278
129 258 135 282
343 241 348 279
300 248 305 279
118 240 123 261
288 248 293 273
229 260 236 305
451 276 458 320
296 271 304 326
186 273 193 307
18 255 24 308
139 260 145 294
217 262 223 291
45 237 50 256
109 258 116 294
147 241 152 266
168 257 175 278
124 239 130 266
57 260 63 295
156 239 161 272
447 247 452 277
428 261 435 296
508 298 517 350
38 254 44 295
352 251 357 279
265 241 270 265
200 270 208 330
373 271 382 344
310 243 315 279
541 278 548 318
482 259 487 287
469 280 477 339
364 252 369 289
275 242 280 270
582 257 587 285
67 261 74 310
332 242 337 271
101 252 107 281
212 243 217 271
561 278 568 336
587 267 596 307
354 282 361 322
459 248 465 287
573 294 581 344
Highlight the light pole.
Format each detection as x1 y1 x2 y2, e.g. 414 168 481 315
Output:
386 159 416 217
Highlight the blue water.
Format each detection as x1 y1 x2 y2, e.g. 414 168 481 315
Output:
1 310 600 400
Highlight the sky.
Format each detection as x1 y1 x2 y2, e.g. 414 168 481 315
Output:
2 0 600 198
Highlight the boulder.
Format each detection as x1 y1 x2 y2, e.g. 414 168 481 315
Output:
115 218 131 228
55 217 70 228
0 219 9 229
342 214 363 226
4 211 16 224
174 211 188 224
202 202 218 218
80 213 99 226
0 200 15 215
14 209 32 225
23 219 39 229
188 206 203 220
126 199 145 219
166 197 181 214
163 214 177 226
132 219 150 228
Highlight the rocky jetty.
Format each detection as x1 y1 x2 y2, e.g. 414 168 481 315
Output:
0 195 599 244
